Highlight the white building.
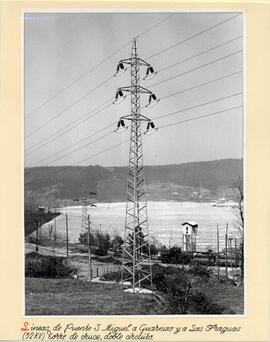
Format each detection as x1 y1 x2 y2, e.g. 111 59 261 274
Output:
182 221 198 252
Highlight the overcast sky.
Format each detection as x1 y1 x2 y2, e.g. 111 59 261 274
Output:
24 12 243 167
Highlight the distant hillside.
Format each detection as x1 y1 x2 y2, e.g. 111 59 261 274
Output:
25 159 242 204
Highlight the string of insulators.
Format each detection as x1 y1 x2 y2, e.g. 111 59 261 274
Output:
144 120 158 135
116 89 124 99
117 119 126 128
113 89 126 104
115 118 128 132
114 62 127 77
143 65 156 80
117 62 125 72
146 121 155 130
149 93 157 102
147 66 154 75
146 93 159 107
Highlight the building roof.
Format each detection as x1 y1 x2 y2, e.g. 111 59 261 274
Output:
182 221 198 227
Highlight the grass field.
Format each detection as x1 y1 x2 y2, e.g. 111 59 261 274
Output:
25 274 244 315
198 283 244 314
25 278 160 315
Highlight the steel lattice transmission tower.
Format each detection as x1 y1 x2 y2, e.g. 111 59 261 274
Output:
73 191 96 244
114 38 159 293
81 192 89 242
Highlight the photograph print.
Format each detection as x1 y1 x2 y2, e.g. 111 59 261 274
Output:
24 11 244 315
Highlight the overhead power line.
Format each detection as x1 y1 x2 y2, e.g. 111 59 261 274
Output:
32 92 241 167
157 70 243 103
147 13 241 59
136 13 175 39
25 105 243 183
25 41 132 117
158 105 243 129
154 92 242 121
26 40 242 152
36 130 114 167
26 14 175 118
25 103 242 184
35 122 116 166
25 75 114 139
26 48 242 145
149 50 242 89
157 35 242 74
26 70 242 156
25 99 113 156
25 139 129 186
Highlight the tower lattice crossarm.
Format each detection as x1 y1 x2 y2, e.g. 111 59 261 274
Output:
114 38 159 293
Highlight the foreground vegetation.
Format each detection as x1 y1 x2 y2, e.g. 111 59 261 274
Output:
25 278 159 315
25 253 243 315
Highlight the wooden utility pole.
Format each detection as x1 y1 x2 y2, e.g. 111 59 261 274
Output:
229 237 235 280
53 218 57 256
216 225 220 283
234 238 237 269
225 222 228 282
66 214 69 257
87 215 92 282
35 220 39 252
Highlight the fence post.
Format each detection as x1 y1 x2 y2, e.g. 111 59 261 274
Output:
225 223 228 282
87 215 92 283
35 220 39 252
234 238 237 269
229 237 235 281
217 225 220 283
66 214 69 258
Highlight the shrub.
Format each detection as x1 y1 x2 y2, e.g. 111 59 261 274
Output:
187 261 211 279
151 264 225 314
152 264 191 313
101 263 226 314
101 271 122 282
94 247 108 256
186 289 224 314
25 253 77 278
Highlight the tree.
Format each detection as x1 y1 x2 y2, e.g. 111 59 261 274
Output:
111 234 124 252
79 230 112 256
79 231 95 246
150 244 158 256
232 177 244 281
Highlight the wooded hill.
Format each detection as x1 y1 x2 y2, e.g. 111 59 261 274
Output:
25 159 242 204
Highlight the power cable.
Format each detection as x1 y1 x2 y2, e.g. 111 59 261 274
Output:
25 29 242 150
149 50 242 89
156 35 242 74
154 92 242 121
26 13 176 118
157 70 242 103
25 75 114 138
26 44 241 152
26 41 132 117
34 92 241 166
136 13 176 39
25 139 129 186
26 71 242 156
35 122 116 166
157 105 242 129
37 130 114 167
25 99 113 156
25 104 242 185
147 13 242 59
